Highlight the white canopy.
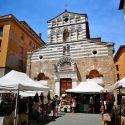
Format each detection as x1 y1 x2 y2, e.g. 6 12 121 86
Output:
0 70 49 91
102 77 125 92
115 77 125 88
36 80 48 86
65 81 104 93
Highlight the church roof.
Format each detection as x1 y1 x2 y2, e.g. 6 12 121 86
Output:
87 38 114 46
47 10 87 23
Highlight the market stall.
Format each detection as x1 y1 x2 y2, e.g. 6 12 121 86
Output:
66 81 103 93
65 81 104 113
0 70 50 125
0 70 49 91
101 77 125 125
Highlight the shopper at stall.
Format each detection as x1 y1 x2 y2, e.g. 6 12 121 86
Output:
52 96 56 117
106 93 115 114
120 97 125 125
71 97 76 113
43 95 49 116
32 93 40 120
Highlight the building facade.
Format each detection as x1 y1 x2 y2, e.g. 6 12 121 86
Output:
119 0 125 20
114 45 125 81
0 14 45 77
27 10 115 95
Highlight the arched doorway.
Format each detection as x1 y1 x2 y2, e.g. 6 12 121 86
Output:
55 56 78 96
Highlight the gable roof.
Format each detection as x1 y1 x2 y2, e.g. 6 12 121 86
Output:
47 10 87 23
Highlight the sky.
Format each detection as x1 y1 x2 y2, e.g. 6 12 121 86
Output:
0 0 125 54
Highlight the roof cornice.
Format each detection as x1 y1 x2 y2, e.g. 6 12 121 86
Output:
0 14 46 45
47 10 87 23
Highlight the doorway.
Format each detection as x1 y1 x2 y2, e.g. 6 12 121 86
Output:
60 78 72 95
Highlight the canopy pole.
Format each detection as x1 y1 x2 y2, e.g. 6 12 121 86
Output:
14 89 19 125
118 86 122 125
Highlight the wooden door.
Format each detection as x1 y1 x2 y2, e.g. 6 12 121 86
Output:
60 78 72 95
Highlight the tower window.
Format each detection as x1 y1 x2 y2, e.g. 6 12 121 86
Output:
64 18 68 22
63 29 69 42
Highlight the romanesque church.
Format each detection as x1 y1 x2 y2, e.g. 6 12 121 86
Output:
27 10 115 96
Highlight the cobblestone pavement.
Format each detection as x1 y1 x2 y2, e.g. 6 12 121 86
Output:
29 112 101 125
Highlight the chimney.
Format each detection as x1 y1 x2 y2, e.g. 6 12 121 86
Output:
39 33 42 38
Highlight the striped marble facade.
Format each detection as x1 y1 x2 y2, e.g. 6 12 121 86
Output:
27 10 115 95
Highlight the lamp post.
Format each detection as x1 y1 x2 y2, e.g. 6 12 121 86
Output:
118 85 122 125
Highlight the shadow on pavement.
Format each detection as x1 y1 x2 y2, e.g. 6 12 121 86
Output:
29 112 66 125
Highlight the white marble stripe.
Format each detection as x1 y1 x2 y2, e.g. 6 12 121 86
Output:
31 54 109 62
31 51 108 60
32 47 108 55
32 47 108 56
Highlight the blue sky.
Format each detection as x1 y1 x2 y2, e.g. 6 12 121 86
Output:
0 0 125 53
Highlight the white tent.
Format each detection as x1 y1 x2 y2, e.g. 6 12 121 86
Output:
19 91 42 97
36 80 48 86
65 81 104 93
114 77 125 88
102 77 125 92
0 70 49 91
0 70 50 125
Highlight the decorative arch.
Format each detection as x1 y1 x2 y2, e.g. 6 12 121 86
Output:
63 29 69 42
87 69 102 79
56 57 75 72
37 73 45 81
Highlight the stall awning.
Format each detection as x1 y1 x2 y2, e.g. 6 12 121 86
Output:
65 81 104 94
0 70 49 91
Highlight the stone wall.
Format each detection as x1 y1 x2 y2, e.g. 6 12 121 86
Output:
28 54 115 92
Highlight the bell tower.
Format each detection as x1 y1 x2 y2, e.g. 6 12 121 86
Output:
47 10 90 44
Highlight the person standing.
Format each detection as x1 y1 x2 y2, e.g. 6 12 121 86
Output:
52 96 56 117
71 97 76 113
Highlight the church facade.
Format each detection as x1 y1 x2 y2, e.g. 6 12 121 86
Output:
27 10 115 96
